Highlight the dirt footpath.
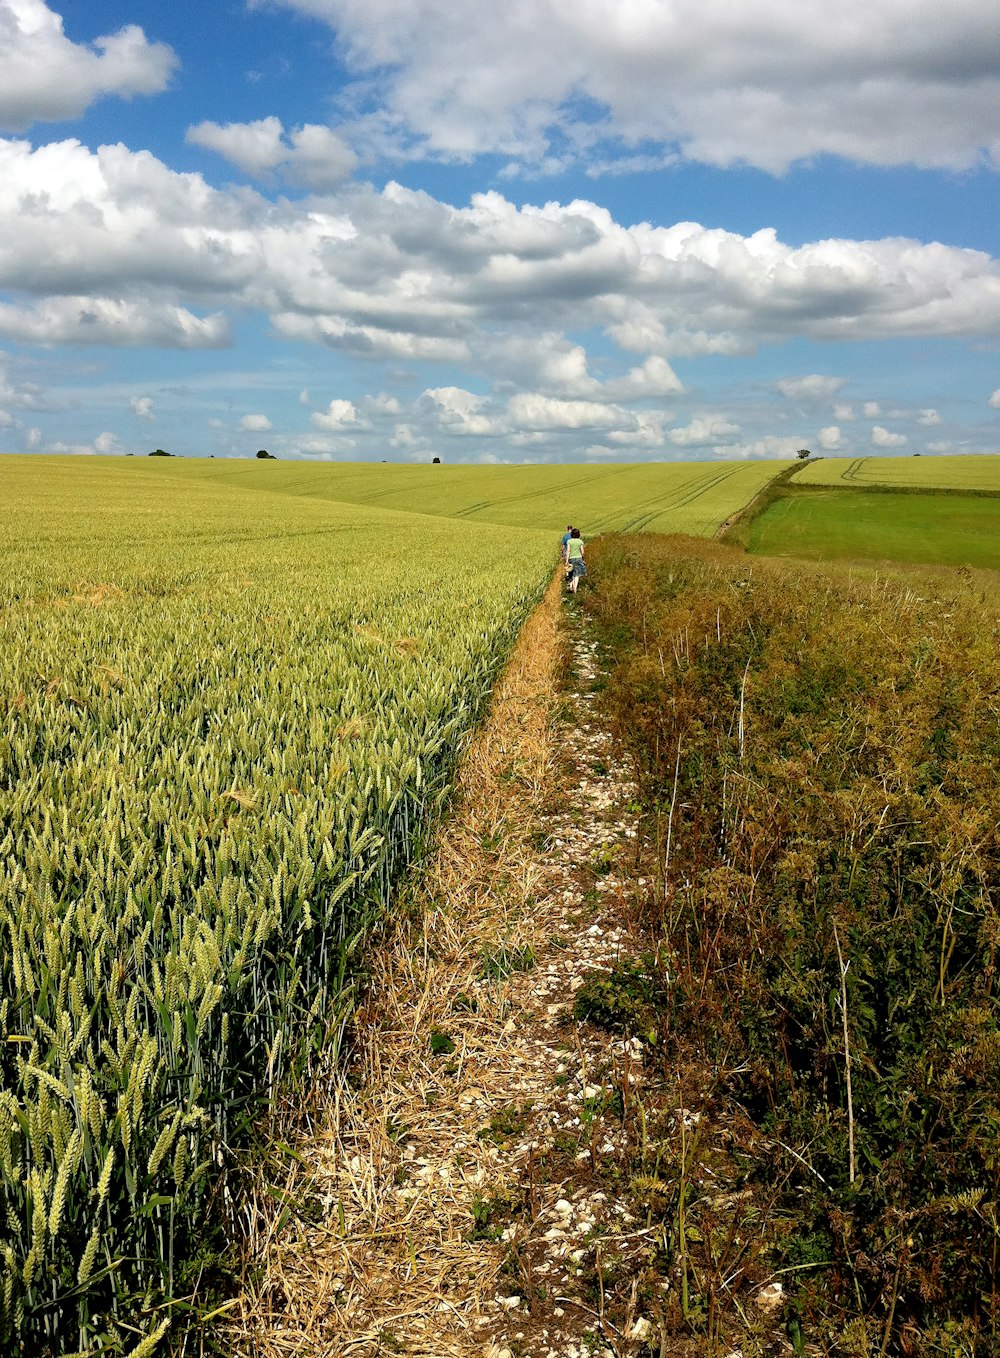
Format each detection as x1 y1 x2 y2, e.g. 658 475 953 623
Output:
232 576 759 1358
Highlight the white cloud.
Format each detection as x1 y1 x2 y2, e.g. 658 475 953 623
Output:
724 435 808 459
0 296 229 349
507 393 624 431
240 413 272 431
94 430 123 455
299 388 310 405
391 422 426 449
293 432 358 456
608 412 667 448
917 408 942 425
2 135 1000 459
129 395 154 420
776 374 846 402
362 392 402 416
872 424 907 447
603 355 684 400
863 401 881 418
311 398 362 429
668 415 741 447
187 116 286 177
423 387 501 435
267 0 1000 175
0 0 176 132
187 117 357 190
3 141 1000 371
818 425 843 450
46 440 96 455
989 389 1000 409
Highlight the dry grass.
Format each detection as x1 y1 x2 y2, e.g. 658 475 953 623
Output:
227 572 566 1358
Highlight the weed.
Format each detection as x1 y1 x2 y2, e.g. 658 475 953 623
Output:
573 958 658 1041
478 1107 528 1144
428 1028 456 1056
478 941 536 980
582 530 1000 1349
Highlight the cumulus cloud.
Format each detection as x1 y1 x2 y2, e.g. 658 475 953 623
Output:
776 374 847 402
363 392 401 416
239 413 272 431
311 398 363 429
129 395 154 419
0 296 229 349
603 355 684 400
863 401 881 418
608 412 667 448
422 386 500 435
3 141 1000 371
3 136 1000 459
508 393 624 431
917 408 942 424
668 415 741 447
989 389 1000 409
819 425 844 450
266 0 1000 174
94 430 123 455
872 424 907 447
391 422 426 449
186 117 357 190
0 0 176 131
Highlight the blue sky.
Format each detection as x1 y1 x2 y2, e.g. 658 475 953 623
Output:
1 0 999 463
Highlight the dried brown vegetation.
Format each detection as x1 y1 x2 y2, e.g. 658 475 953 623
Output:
583 534 1000 1356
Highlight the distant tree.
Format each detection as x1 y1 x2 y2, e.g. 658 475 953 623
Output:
796 448 811 460
148 449 171 457
255 449 275 460
432 456 441 464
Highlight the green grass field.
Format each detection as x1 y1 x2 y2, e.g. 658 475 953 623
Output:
3 453 782 539
794 452 1000 491
748 487 1000 570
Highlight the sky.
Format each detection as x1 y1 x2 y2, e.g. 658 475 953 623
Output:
0 0 999 464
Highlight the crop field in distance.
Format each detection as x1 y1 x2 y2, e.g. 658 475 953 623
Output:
793 451 1000 491
123 454 784 538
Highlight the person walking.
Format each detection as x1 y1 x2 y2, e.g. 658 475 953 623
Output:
560 524 573 556
564 527 586 593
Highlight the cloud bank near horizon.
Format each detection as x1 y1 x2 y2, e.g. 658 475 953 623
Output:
0 0 998 461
